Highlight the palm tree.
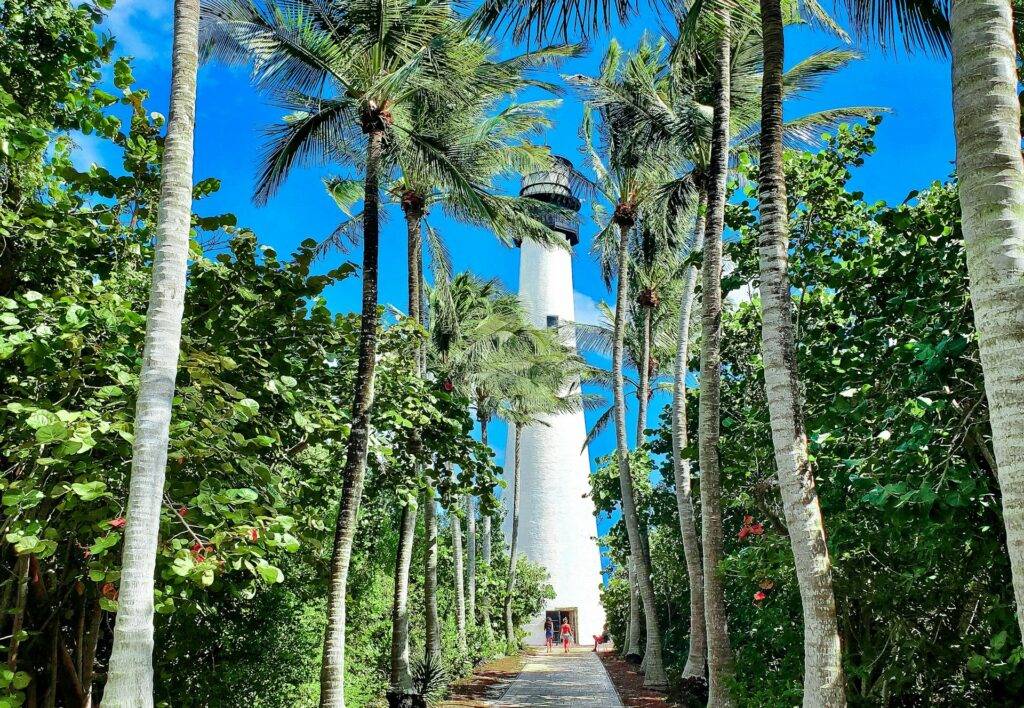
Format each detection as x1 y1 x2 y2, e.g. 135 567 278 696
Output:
670 204 705 680
496 336 589 648
380 78 571 674
950 0 1024 647
570 40 687 688
698 9 736 702
389 494 419 701
427 273 538 641
587 21 875 691
840 0 1024 650
450 491 469 654
199 1 483 703
103 0 200 703
362 42 579 667
755 0 846 700
575 270 680 666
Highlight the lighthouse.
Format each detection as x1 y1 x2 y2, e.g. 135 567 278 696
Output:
502 156 607 646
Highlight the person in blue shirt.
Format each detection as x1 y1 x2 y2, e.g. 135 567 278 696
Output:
545 618 554 653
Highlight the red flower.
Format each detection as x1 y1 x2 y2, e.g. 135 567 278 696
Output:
178 506 188 517
102 582 119 601
108 517 127 529
753 591 766 602
738 527 750 540
190 542 203 556
442 379 454 392
750 523 764 536
195 554 205 563
249 528 259 542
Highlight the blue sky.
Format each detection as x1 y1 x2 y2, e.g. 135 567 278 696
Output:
83 0 954 543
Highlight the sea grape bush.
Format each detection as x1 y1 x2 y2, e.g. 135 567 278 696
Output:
599 122 1024 706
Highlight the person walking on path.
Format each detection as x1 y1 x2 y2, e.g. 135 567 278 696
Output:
545 618 555 653
561 618 573 653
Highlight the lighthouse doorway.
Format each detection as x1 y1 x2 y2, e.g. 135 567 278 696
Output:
545 608 579 644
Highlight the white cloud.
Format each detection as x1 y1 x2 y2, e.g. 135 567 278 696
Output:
573 289 606 326
69 131 108 171
103 0 171 61
723 253 753 307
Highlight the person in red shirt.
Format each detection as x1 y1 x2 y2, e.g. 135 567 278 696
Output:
560 619 573 653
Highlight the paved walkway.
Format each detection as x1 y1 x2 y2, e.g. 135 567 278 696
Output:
492 648 623 707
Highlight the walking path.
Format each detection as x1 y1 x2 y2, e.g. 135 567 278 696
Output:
492 648 624 707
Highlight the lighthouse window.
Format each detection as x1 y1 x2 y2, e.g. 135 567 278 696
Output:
546 315 560 329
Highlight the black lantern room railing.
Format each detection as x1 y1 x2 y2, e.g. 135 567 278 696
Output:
519 156 582 246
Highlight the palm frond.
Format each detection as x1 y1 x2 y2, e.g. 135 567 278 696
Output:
838 0 950 54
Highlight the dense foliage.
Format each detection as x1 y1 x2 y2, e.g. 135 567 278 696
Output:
5 0 1024 705
597 121 1024 705
0 3 550 705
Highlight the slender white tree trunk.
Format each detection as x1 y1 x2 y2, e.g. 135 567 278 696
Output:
503 425 523 648
611 221 668 688
952 0 1024 642
481 515 492 565
466 495 477 632
451 503 468 654
389 500 418 695
671 233 706 680
757 1 846 704
424 488 441 659
102 1 198 703
700 10 736 705
625 556 643 660
635 307 652 444
478 416 494 643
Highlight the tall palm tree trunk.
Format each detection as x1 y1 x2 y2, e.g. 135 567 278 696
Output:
700 12 736 705
672 194 706 680
389 500 418 696
478 413 494 642
635 307 652 444
503 425 523 648
390 205 427 691
611 220 668 688
952 0 1024 642
424 488 441 659
103 1 199 702
451 500 468 654
625 556 643 661
466 496 477 631
319 125 385 708
757 2 845 703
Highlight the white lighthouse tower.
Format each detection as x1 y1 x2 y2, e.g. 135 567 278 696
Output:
502 156 606 646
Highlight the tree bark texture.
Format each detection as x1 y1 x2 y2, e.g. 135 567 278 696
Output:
424 489 441 659
612 221 668 688
700 12 736 705
389 500 418 694
504 425 523 648
757 0 846 704
671 203 706 679
952 0 1024 642
625 556 643 660
636 306 652 445
451 503 468 654
102 0 199 702
319 128 384 708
